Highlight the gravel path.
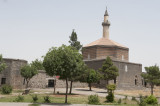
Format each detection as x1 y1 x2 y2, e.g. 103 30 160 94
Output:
32 88 128 99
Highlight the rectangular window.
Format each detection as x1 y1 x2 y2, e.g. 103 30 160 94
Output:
48 80 54 87
1 78 6 85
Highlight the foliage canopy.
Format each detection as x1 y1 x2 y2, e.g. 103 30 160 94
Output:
0 54 6 73
43 45 85 103
69 30 82 51
141 65 160 95
31 59 44 70
21 64 38 89
99 56 119 84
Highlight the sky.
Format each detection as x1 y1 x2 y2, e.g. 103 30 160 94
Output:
0 0 160 71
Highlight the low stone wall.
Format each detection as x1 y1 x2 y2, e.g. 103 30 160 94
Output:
30 70 88 88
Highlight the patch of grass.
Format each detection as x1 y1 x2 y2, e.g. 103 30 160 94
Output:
0 93 138 105
28 104 40 106
13 89 24 93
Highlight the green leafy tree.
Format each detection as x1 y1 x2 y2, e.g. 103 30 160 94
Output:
43 45 85 103
69 29 82 51
21 64 38 89
68 30 83 94
99 56 119 85
141 65 160 95
31 59 44 70
80 68 101 91
87 69 101 91
0 54 6 73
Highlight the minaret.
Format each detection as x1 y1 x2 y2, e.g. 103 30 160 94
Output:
102 7 110 39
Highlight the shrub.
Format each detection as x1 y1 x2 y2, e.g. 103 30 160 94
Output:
43 95 51 103
132 96 136 101
145 95 158 105
106 92 114 102
32 95 38 103
117 98 121 104
106 84 116 93
1 84 12 94
125 95 128 100
14 95 24 102
88 94 100 105
57 91 59 94
137 95 147 106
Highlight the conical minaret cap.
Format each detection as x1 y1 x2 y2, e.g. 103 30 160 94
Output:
104 7 109 16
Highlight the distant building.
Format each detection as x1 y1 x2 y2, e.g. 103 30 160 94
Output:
82 8 143 89
0 58 27 89
0 58 87 89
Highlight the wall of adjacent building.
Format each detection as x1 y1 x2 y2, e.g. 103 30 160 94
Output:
84 59 143 90
0 58 27 89
29 70 88 88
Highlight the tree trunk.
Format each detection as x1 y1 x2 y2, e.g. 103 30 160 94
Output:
53 79 56 94
69 81 73 94
89 83 92 91
151 84 154 95
106 80 109 93
26 80 29 89
65 78 68 103
106 80 109 85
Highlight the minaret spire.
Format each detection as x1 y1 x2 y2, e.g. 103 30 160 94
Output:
104 6 109 16
102 7 110 39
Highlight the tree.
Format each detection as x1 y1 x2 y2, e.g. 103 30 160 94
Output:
31 59 44 70
43 45 85 103
85 68 101 91
68 29 83 94
69 29 82 51
99 56 119 85
21 64 38 89
0 54 6 73
141 65 160 95
106 84 116 102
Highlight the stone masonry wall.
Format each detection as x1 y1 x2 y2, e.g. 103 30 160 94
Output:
83 46 129 61
0 58 27 89
116 48 129 61
96 46 117 59
30 70 88 88
82 47 97 60
84 59 143 90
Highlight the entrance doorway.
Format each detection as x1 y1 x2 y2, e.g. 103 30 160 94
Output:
48 80 54 87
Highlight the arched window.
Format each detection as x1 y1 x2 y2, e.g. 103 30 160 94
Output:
135 79 137 85
144 82 147 87
135 75 138 85
88 54 90 60
122 55 124 60
125 65 128 72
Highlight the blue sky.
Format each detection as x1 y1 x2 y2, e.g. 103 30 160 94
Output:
0 0 160 71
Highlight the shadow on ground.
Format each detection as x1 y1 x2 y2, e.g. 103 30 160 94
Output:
96 91 107 93
75 89 92 91
29 103 71 106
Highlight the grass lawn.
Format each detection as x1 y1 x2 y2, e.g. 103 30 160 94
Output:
0 93 138 105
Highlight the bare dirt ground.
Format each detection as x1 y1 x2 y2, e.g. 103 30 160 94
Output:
115 87 160 97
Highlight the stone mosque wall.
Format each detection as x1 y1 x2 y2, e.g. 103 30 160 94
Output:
85 59 143 90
